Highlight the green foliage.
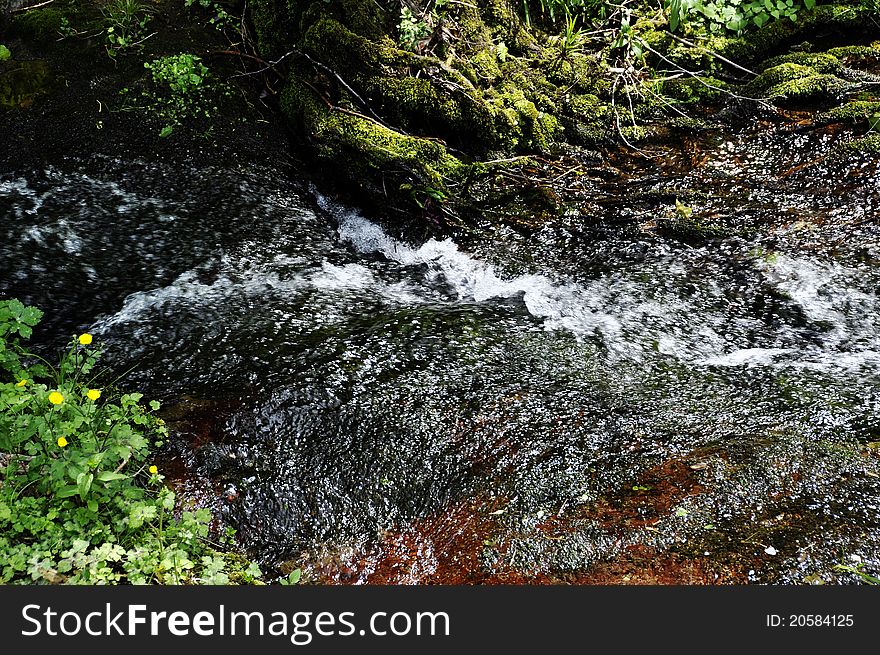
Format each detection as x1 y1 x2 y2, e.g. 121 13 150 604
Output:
184 0 237 34
128 54 215 135
521 1 611 26
834 562 880 584
102 0 155 58
666 0 818 35
549 13 587 61
278 568 302 585
0 299 256 585
0 45 11 62
398 6 431 51
610 13 644 62
145 54 209 97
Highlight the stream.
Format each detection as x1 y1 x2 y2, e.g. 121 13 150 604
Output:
2 118 880 584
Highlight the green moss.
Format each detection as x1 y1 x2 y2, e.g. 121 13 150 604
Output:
818 100 880 123
748 62 816 92
767 74 847 101
713 5 865 65
481 0 536 53
658 215 728 241
831 132 880 157
472 48 502 82
826 44 880 63
759 52 841 74
568 93 604 116
337 0 390 40
0 60 53 110
492 83 562 152
12 8 66 42
660 76 728 104
280 76 466 198
544 53 607 96
372 75 498 148
248 0 293 60
619 124 652 143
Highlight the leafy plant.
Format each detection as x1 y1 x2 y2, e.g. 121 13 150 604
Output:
137 54 213 135
279 568 302 585
102 0 154 58
834 562 880 584
665 0 817 34
398 6 432 51
0 299 256 584
184 0 237 35
521 0 611 26
549 13 588 61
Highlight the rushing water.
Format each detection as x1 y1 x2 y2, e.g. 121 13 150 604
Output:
2 122 880 584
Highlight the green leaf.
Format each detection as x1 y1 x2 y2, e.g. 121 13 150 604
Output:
287 569 302 585
0 45 11 62
159 126 173 138
149 400 160 411
804 0 815 7
56 485 80 498
77 472 94 501
87 500 99 513
96 471 128 482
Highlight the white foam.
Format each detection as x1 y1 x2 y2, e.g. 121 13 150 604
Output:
337 210 629 344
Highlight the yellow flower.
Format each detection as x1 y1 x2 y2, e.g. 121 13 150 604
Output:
86 389 101 401
78 333 93 345
57 437 68 448
149 465 158 474
15 379 27 387
48 391 64 405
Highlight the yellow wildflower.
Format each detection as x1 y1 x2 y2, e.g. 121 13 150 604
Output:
48 391 64 405
57 437 68 448
15 379 27 387
149 465 158 474
86 389 101 401
78 333 93 345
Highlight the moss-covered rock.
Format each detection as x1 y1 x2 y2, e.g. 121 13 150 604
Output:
12 8 66 42
711 5 867 65
749 62 818 92
658 215 728 241
0 59 53 110
759 52 842 75
250 0 609 217
766 73 847 101
247 1 880 224
831 132 880 157
817 100 880 124
660 76 729 104
826 43 880 64
747 61 847 102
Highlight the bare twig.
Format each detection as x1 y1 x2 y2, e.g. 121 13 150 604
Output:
13 0 55 12
636 37 776 111
668 33 758 77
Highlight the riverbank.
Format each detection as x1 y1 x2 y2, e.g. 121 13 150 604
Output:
2 1 880 586
1 0 289 169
